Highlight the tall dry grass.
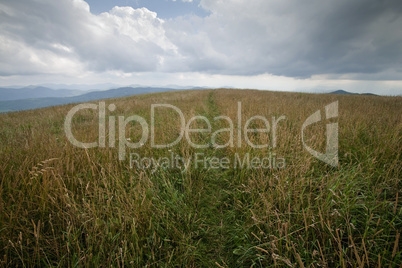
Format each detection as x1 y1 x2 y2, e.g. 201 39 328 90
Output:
0 89 400 266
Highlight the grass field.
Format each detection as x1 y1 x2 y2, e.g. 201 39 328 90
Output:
0 89 401 267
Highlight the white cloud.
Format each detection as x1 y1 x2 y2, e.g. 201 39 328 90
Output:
98 7 175 51
0 0 177 75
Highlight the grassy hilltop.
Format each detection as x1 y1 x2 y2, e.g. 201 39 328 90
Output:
0 89 401 267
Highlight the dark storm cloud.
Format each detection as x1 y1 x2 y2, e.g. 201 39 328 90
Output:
296 0 402 77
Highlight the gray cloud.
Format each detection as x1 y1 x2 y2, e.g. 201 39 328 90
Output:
167 0 402 78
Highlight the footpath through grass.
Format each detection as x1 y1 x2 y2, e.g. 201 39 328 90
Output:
192 92 242 266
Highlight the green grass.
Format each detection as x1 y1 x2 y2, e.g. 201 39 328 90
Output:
0 89 401 267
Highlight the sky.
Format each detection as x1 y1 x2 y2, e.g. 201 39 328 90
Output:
0 0 401 95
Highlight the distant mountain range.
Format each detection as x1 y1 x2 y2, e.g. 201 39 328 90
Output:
0 86 83 101
0 86 192 113
329 89 378 96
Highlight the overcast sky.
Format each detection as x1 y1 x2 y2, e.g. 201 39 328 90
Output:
0 0 401 94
